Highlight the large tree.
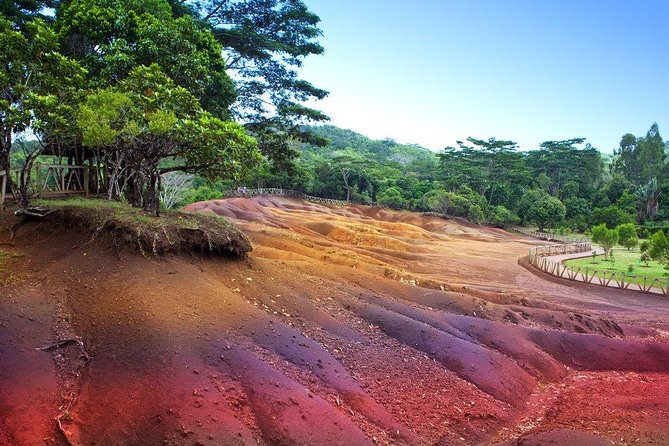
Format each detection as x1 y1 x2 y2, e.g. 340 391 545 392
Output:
77 64 259 213
0 17 84 183
192 0 330 169
56 0 236 118
0 0 56 26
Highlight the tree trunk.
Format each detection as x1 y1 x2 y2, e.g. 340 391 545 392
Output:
125 175 144 208
142 172 160 216
0 130 11 194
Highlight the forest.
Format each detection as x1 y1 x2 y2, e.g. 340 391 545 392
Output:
193 123 668 236
2 1 668 236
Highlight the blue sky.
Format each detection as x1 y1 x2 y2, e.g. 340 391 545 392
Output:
299 0 669 152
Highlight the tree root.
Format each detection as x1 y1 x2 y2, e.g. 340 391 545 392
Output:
36 337 92 362
37 336 92 446
14 207 56 218
55 391 78 446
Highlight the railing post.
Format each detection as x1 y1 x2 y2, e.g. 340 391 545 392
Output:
0 172 6 209
83 167 90 196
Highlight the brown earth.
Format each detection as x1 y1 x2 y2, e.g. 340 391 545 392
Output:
1 196 668 445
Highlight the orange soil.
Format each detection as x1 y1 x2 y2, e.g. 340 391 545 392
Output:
1 196 668 445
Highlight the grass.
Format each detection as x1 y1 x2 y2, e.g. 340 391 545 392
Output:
0 249 20 286
30 197 252 258
565 245 669 287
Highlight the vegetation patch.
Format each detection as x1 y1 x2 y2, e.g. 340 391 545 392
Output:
31 198 251 258
0 248 20 285
566 247 669 287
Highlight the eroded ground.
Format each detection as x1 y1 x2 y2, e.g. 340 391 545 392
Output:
1 197 668 445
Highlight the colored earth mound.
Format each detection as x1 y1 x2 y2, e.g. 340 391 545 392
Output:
1 197 668 445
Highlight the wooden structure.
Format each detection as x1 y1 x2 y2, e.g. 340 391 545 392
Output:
222 188 351 206
526 240 668 297
512 226 588 243
0 163 99 207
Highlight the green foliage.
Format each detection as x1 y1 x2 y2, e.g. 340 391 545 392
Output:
488 205 520 227
77 64 259 213
376 186 405 209
467 204 484 224
518 190 565 230
186 0 329 170
591 223 619 259
0 17 84 173
591 205 635 229
648 230 669 266
56 0 235 117
616 223 638 250
640 240 650 253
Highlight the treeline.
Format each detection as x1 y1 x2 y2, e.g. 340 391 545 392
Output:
1 0 328 214
207 124 668 231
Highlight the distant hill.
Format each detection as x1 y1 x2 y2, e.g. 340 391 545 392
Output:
302 125 437 166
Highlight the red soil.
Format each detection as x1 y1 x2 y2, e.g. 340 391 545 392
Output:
1 196 668 445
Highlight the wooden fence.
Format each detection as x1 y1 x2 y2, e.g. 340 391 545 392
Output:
527 241 668 296
0 164 99 207
222 188 352 206
513 226 588 243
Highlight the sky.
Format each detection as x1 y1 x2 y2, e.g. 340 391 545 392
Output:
298 0 669 153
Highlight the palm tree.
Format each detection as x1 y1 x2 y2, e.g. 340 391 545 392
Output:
636 177 660 221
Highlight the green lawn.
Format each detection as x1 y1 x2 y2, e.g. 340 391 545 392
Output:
565 246 669 287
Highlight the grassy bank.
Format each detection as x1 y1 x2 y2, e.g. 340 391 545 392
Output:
565 247 669 286
30 198 252 258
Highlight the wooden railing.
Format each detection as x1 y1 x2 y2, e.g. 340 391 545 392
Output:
527 241 668 296
222 188 352 206
0 164 99 207
513 226 588 243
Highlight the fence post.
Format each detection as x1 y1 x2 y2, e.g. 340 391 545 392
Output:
0 172 6 209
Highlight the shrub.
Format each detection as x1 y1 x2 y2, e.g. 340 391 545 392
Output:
640 240 650 253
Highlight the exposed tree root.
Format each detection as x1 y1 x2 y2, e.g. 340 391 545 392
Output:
36 336 92 445
36 337 92 362
55 392 78 446
14 207 56 218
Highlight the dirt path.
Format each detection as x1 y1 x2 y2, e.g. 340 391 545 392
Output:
1 198 669 445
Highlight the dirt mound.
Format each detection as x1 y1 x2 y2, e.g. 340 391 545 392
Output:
2 198 669 445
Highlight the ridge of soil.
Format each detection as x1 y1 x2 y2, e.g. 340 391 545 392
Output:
1 196 668 445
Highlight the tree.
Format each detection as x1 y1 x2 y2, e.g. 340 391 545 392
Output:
636 177 661 221
0 0 56 26
160 171 194 209
590 205 635 229
526 139 602 198
637 124 665 184
648 230 669 267
193 0 330 168
376 186 405 209
330 149 366 202
0 18 84 196
488 205 520 227
77 64 260 214
591 223 619 260
56 0 236 118
616 223 638 250
518 190 566 230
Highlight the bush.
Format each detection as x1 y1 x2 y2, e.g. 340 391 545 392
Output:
467 204 484 224
488 205 520 227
